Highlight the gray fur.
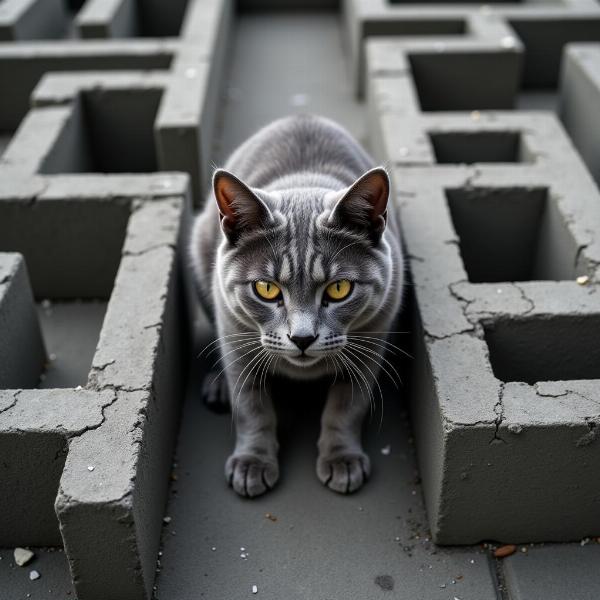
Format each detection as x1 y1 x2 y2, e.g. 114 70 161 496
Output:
190 115 403 497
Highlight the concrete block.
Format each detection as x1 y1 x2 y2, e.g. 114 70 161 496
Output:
367 34 600 542
503 544 600 600
0 0 68 41
0 253 46 388
559 43 600 187
344 0 600 95
0 193 188 597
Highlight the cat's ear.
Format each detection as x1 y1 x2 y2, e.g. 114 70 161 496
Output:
329 167 390 244
213 169 273 243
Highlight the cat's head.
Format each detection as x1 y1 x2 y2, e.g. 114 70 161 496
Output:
212 167 396 374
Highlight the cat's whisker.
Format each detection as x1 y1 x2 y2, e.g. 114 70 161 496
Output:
205 336 261 360
341 349 375 417
343 347 379 419
349 334 413 360
251 349 270 400
346 341 402 388
344 345 389 431
198 332 260 358
230 348 267 421
333 353 354 405
211 344 264 389
339 350 370 410
211 339 263 368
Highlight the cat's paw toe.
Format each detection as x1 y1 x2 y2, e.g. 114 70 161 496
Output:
225 454 279 498
317 452 371 494
201 371 230 414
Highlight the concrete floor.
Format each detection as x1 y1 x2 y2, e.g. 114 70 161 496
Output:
156 12 497 600
0 9 596 600
37 300 107 389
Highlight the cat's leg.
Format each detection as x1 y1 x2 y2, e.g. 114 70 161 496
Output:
201 369 230 414
317 381 372 494
225 367 279 498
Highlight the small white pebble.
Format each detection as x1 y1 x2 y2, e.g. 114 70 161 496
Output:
290 93 309 107
252 585 258 594
358 506 364 512
163 516 172 524
381 445 391 455
501 36 516 49
29 570 40 581
576 275 590 285
41 299 52 310
440 583 446 589
211 547 216 552
49 353 57 361
87 466 94 472
471 110 481 121
240 553 247 559
240 547 245 552
470 559 475 564
75 385 83 391
394 536 401 541
14 547 34 566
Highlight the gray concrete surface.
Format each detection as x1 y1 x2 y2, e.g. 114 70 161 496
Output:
503 544 600 600
0 253 46 389
37 301 107 389
344 0 600 96
559 43 600 187
154 368 499 600
212 12 368 164
0 547 74 598
157 11 492 600
368 17 600 545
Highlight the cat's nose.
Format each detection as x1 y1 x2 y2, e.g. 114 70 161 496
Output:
289 334 318 352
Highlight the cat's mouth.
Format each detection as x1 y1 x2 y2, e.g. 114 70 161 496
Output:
285 354 321 367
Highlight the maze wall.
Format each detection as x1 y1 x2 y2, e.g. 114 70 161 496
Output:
343 0 600 544
0 1 231 598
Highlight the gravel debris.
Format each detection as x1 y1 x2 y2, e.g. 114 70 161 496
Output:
494 544 517 558
380 445 391 455
87 466 95 472
29 570 40 581
251 584 258 594
265 513 277 522
576 275 590 285
14 548 34 567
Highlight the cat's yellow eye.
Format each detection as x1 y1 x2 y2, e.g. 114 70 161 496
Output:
254 280 281 301
325 279 353 302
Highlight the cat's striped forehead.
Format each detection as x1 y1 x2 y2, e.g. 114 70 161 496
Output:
239 194 373 287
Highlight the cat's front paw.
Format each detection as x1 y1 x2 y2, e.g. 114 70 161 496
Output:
317 451 371 494
225 453 279 498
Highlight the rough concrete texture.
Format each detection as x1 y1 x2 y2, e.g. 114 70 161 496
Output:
0 253 46 389
0 3 227 596
503 544 600 600
0 0 232 205
367 17 600 544
344 0 600 96
559 43 600 187
0 193 189 598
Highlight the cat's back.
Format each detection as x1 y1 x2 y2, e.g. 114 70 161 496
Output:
226 114 374 189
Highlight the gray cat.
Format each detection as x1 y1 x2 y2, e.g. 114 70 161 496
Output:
190 114 403 497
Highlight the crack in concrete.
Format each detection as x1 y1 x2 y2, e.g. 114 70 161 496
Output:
511 283 535 315
577 418 600 447
0 389 23 416
122 242 176 257
490 383 506 445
